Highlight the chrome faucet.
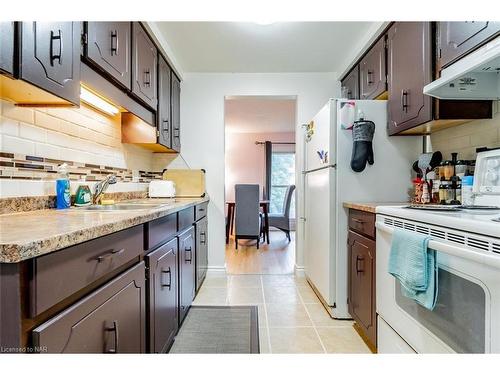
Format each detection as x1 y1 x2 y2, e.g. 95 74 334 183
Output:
93 174 117 204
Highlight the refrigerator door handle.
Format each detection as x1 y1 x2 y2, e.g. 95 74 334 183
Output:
302 164 337 175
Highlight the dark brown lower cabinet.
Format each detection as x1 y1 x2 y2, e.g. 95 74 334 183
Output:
178 227 195 323
146 238 178 353
32 262 146 353
348 228 376 350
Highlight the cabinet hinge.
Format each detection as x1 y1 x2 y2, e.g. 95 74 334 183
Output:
81 32 88 46
438 48 442 59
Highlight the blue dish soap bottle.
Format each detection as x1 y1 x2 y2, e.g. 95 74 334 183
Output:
56 163 71 209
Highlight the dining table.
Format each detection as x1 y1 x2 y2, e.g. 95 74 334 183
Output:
225 200 270 245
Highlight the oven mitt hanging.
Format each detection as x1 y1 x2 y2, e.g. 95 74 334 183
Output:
350 119 375 173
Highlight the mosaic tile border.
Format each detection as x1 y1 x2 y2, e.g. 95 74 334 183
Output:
0 152 164 183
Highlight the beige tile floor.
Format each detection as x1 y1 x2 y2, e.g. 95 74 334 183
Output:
192 273 371 354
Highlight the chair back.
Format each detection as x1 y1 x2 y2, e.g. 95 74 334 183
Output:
281 185 296 219
235 184 260 237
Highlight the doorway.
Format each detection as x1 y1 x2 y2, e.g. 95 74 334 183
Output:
224 95 297 275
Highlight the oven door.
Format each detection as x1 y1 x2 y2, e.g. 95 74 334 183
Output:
376 215 500 353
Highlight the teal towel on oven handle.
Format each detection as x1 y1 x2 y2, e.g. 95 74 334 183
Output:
388 228 438 310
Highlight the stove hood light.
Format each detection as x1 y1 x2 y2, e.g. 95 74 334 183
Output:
80 86 119 116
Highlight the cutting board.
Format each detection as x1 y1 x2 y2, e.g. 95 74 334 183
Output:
162 169 206 198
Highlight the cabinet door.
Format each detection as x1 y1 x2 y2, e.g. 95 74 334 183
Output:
359 37 386 99
178 227 195 323
146 238 178 353
0 22 15 75
85 22 131 89
32 262 146 353
387 22 432 135
20 22 81 105
132 22 157 109
195 217 208 292
348 230 376 346
438 21 500 70
171 72 181 152
341 65 359 99
157 55 172 149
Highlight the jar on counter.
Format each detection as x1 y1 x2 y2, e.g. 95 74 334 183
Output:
455 160 468 178
439 180 450 204
412 178 424 204
462 175 474 206
441 161 454 180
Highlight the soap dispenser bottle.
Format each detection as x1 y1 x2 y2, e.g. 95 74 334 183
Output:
56 163 71 209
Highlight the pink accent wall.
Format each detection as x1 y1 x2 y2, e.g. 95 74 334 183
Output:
225 131 295 202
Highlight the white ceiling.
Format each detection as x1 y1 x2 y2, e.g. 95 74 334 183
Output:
154 22 374 73
225 96 296 134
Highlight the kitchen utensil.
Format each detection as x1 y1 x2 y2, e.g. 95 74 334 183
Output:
412 160 422 178
429 151 443 171
418 153 433 180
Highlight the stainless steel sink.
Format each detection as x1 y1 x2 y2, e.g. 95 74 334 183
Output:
78 203 165 211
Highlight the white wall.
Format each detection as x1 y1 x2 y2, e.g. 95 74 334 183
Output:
179 73 338 270
225 131 295 202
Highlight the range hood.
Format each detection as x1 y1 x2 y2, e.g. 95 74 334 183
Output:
424 36 500 100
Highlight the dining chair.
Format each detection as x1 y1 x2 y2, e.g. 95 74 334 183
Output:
268 185 296 241
234 184 261 249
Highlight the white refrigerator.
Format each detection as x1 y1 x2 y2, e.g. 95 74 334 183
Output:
303 99 420 319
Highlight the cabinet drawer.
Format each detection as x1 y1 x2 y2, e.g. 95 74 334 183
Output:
145 213 177 251
178 207 195 231
348 209 375 239
195 202 208 221
31 225 143 317
32 262 146 353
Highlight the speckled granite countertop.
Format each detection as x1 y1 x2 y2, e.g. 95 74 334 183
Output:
343 202 407 214
0 197 208 263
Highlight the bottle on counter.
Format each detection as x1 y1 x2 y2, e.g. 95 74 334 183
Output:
439 179 449 204
56 163 71 209
462 176 475 206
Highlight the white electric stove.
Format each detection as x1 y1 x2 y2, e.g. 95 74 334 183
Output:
375 149 500 353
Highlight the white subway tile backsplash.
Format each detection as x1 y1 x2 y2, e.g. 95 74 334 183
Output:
0 117 19 136
19 122 47 142
35 143 60 160
2 134 35 155
431 108 500 160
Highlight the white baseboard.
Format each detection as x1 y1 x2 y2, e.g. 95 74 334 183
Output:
206 265 227 275
294 265 305 277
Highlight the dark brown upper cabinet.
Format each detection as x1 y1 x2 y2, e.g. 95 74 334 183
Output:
0 22 15 76
387 22 433 135
84 22 132 90
19 22 81 105
387 22 492 135
132 22 157 109
171 72 181 153
359 37 386 99
341 65 359 99
158 55 172 149
178 227 195 324
146 238 178 353
437 22 500 71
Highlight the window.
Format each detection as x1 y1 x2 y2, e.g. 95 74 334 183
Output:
270 152 295 217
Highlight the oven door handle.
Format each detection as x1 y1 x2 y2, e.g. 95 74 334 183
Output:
376 222 500 270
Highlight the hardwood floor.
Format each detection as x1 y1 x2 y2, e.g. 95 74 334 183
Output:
225 231 295 275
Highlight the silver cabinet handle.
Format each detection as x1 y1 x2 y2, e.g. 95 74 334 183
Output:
105 320 119 353
96 248 125 262
161 267 172 290
50 29 63 66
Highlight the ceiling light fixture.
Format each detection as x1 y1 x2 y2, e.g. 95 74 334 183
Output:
80 86 120 116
